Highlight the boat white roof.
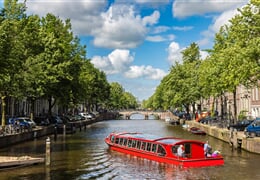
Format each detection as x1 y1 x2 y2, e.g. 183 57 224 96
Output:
115 132 192 145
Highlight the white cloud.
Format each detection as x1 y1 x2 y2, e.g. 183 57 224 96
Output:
198 8 240 47
142 10 160 25
25 1 160 49
124 65 167 80
150 26 171 34
92 5 160 48
25 0 106 35
134 0 169 4
146 34 175 42
210 9 238 33
91 49 134 75
167 42 209 64
200 50 209 60
91 49 167 80
172 26 193 31
93 5 143 48
108 49 134 71
167 42 183 64
173 0 247 18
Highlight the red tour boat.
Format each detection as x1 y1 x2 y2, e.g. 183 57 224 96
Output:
105 132 224 168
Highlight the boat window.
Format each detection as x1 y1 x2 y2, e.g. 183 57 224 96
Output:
111 136 115 143
146 143 151 151
136 141 141 149
128 139 132 147
132 140 137 148
141 142 146 150
123 138 127 146
157 145 166 156
172 146 178 154
115 138 119 144
184 144 191 156
172 144 191 157
119 138 123 145
152 144 157 153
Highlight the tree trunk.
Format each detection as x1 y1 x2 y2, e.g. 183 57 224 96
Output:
192 102 196 115
48 96 52 116
1 96 6 127
233 89 237 124
30 98 35 120
211 97 215 116
47 96 57 116
220 94 224 120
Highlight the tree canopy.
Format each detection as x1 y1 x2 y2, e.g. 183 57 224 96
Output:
143 0 260 121
0 0 138 125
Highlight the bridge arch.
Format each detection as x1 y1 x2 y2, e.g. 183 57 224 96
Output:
119 111 163 120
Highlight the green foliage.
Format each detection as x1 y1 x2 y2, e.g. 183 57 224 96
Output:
144 43 202 112
0 0 113 118
108 82 138 110
144 0 260 120
238 110 248 120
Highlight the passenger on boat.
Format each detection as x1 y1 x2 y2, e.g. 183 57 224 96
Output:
177 145 185 157
204 141 212 157
211 150 221 157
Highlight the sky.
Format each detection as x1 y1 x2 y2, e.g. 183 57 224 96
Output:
3 0 248 101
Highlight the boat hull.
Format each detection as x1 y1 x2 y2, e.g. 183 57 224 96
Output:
106 139 224 168
189 127 206 135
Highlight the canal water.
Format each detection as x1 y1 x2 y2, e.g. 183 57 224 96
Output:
0 115 259 180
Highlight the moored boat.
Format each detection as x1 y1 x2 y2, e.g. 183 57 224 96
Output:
189 127 206 135
165 117 180 125
105 132 224 168
0 156 44 169
165 117 171 123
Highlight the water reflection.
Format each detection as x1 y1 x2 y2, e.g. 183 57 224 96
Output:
0 119 259 180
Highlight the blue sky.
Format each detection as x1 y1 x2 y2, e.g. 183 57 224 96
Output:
3 0 248 101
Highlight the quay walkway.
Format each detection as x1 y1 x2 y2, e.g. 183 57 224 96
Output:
184 120 260 154
0 112 117 148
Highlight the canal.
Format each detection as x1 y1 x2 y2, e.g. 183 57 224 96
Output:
0 116 259 179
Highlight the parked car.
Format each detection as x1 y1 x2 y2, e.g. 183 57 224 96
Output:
60 115 73 124
24 118 37 128
79 112 95 120
199 116 217 124
34 116 50 126
74 115 85 121
49 115 64 125
227 119 253 131
79 113 88 119
8 117 34 129
64 114 85 122
86 113 95 120
245 120 260 137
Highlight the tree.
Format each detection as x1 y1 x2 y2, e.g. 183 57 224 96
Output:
108 82 137 110
38 14 80 115
18 14 45 119
0 0 27 126
208 0 260 122
109 82 124 110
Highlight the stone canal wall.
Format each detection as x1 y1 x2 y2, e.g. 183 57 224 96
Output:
0 112 118 148
0 126 54 148
185 120 260 154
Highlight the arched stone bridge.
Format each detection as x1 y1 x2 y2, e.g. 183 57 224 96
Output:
119 110 178 120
